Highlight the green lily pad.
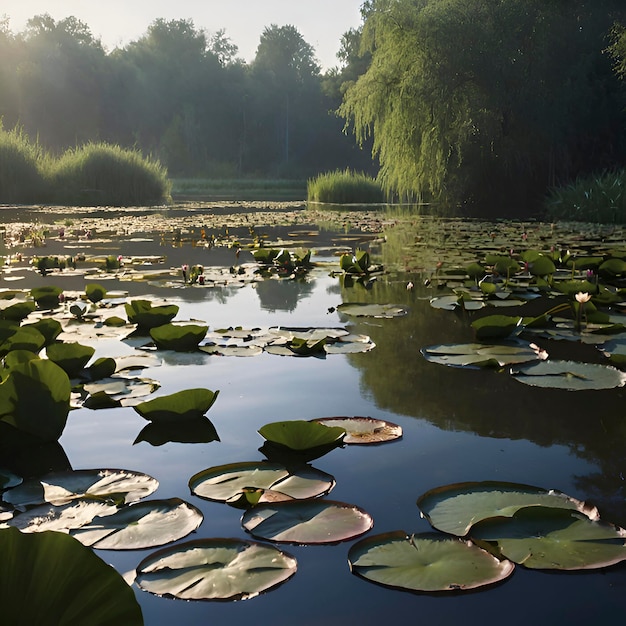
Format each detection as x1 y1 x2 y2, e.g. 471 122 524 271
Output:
3 468 159 510
22 318 62 346
470 506 626 570
72 498 203 550
241 499 373 544
0 527 143 624
417 481 598 537
150 323 208 352
46 342 95 378
0 300 35 321
30 286 63 309
348 531 514 592
471 315 522 340
511 360 626 390
0 325 46 357
189 461 334 504
259 420 345 451
135 537 297 601
421 341 547 368
133 388 219 422
125 299 179 330
337 303 408 318
310 417 402 444
85 283 107 303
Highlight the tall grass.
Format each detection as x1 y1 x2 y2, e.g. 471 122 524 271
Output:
544 170 626 224
0 128 171 206
307 169 385 204
51 143 171 206
0 126 49 203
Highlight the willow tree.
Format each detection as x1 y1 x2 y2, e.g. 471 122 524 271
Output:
340 0 626 212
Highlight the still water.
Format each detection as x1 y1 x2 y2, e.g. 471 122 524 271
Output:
2 203 626 624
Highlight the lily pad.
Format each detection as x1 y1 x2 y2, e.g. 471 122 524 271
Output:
3 468 159 510
417 481 598 537
511 360 626 390
241 499 373 544
421 341 547 368
72 498 203 550
471 315 522 340
0 527 143 624
337 303 408 318
125 299 179 331
310 416 402 444
135 538 297 601
149 323 208 352
133 387 219 422
258 420 345 451
189 461 334 504
470 506 626 570
348 530 514 592
46 342 95 378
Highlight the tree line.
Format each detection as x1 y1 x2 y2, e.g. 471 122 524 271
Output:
0 14 374 180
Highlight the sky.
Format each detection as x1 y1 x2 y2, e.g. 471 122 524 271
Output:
1 1 365 70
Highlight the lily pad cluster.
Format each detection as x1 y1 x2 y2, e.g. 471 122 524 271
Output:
349 481 626 594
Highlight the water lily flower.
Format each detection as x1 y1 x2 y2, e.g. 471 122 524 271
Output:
575 292 590 332
575 292 591 303
181 264 189 283
406 281 414 290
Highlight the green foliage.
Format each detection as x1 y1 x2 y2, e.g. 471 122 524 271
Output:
340 0 626 212
50 142 171 206
544 170 626 224
307 169 384 203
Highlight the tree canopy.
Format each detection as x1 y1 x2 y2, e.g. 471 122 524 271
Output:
340 0 626 212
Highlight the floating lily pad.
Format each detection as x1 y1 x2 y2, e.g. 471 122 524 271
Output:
3 468 159 510
0 300 35 321
82 375 160 406
417 481 598 537
135 538 297 601
258 420 345 451
133 388 219 422
337 303 408 318
72 498 203 550
0 527 143 624
348 531 514 592
242 499 373 544
471 315 522 340
149 323 208 352
421 341 547 368
310 417 402 444
125 299 179 330
511 360 626 390
189 461 334 504
46 341 95 378
470 506 626 570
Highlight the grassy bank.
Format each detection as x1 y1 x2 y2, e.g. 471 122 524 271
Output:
307 169 385 204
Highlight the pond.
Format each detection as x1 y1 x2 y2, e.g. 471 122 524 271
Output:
1 202 626 624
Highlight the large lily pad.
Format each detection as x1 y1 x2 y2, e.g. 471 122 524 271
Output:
133 387 219 422
135 537 297 601
258 420 346 451
46 341 95 378
241 499 373 544
348 530 514 592
470 506 626 570
421 341 547 368
189 461 334 504
417 481 598 537
72 498 203 550
310 416 402 444
3 468 159 510
0 527 143 624
511 360 626 390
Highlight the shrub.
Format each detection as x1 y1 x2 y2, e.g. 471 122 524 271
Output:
307 169 385 204
544 170 626 224
50 142 171 206
0 126 49 203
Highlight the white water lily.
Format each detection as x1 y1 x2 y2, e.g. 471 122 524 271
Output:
575 292 591 303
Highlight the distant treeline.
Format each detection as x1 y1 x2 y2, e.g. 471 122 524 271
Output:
0 15 374 180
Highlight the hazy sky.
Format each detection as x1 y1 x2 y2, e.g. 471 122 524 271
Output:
2 1 365 69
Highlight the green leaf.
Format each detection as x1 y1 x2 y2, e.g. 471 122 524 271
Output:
125 299 179 330
133 388 219 422
511 360 626 390
189 461 334 504
0 301 35 321
72 498 203 550
23 319 62 346
0 527 143 624
0 325 46 357
470 506 626 570
417 481 598 537
85 283 107 303
348 531 514 592
149 323 208 352
242 499 373 544
471 315 522 340
258 419 345 451
30 286 63 309
46 342 95 378
135 538 297 601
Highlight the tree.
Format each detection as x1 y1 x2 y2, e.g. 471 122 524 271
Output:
340 0 626 213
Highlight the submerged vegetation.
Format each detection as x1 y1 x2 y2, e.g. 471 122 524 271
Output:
0 127 171 206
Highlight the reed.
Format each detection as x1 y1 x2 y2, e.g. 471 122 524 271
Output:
544 170 626 224
307 169 385 204
51 143 171 206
